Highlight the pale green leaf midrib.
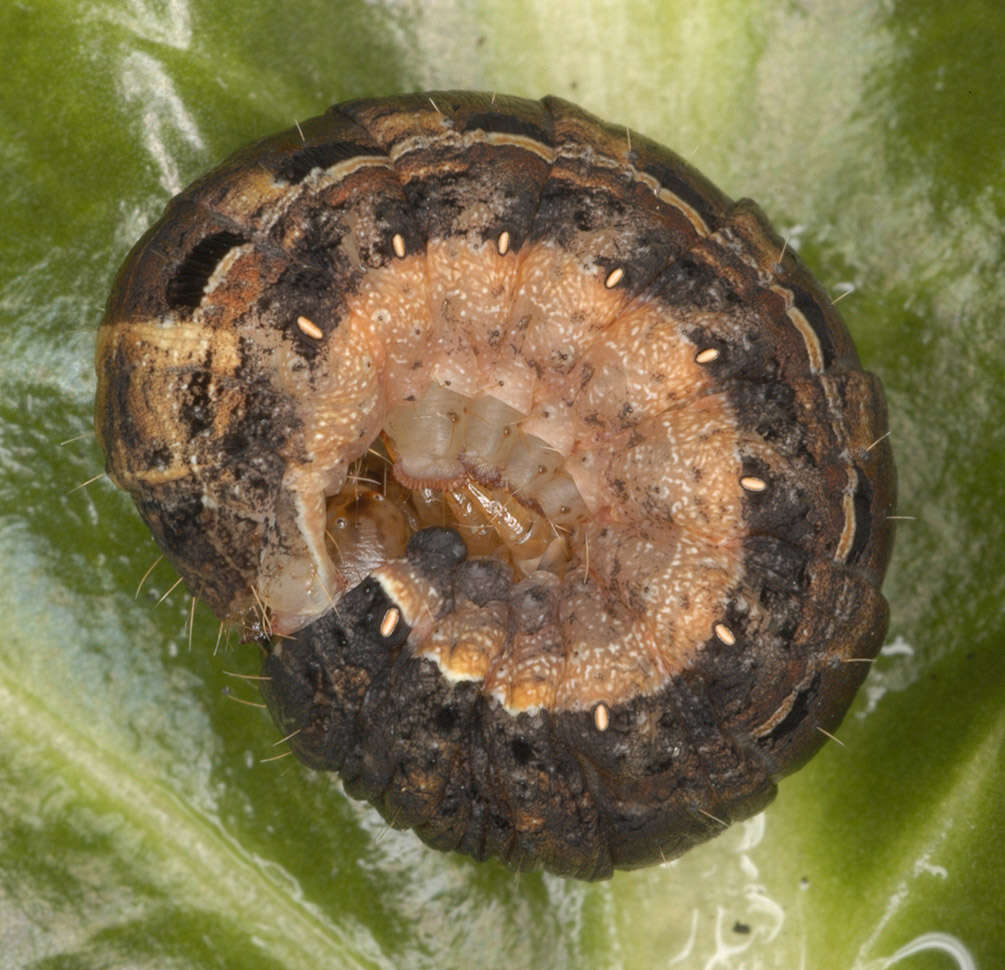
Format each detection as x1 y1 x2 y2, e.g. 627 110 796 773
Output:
0 669 382 970
849 713 1005 969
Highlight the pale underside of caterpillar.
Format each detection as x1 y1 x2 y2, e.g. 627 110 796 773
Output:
95 91 895 880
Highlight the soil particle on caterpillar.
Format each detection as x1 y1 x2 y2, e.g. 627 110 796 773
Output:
94 91 896 879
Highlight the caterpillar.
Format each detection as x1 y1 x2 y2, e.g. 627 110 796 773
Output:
94 91 896 879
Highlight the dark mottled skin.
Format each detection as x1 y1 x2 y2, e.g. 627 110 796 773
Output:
262 528 781 879
97 92 896 879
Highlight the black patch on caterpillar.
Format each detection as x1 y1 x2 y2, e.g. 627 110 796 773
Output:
739 454 817 549
758 672 822 747
275 141 378 183
221 339 304 472
406 525 468 578
461 111 551 145
791 284 838 369
683 322 783 386
179 369 214 437
743 535 811 597
509 576 559 634
453 558 513 605
98 344 143 460
256 258 347 361
134 481 265 620
725 379 802 446
529 180 678 293
165 231 247 309
846 466 875 566
372 196 425 257
651 254 740 310
401 171 468 239
641 160 723 232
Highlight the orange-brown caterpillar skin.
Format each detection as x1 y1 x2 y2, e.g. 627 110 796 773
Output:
95 91 896 879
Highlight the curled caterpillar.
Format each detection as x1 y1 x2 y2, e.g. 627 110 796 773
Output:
95 91 896 879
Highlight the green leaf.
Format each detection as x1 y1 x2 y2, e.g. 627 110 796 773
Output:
2 1 1001 967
